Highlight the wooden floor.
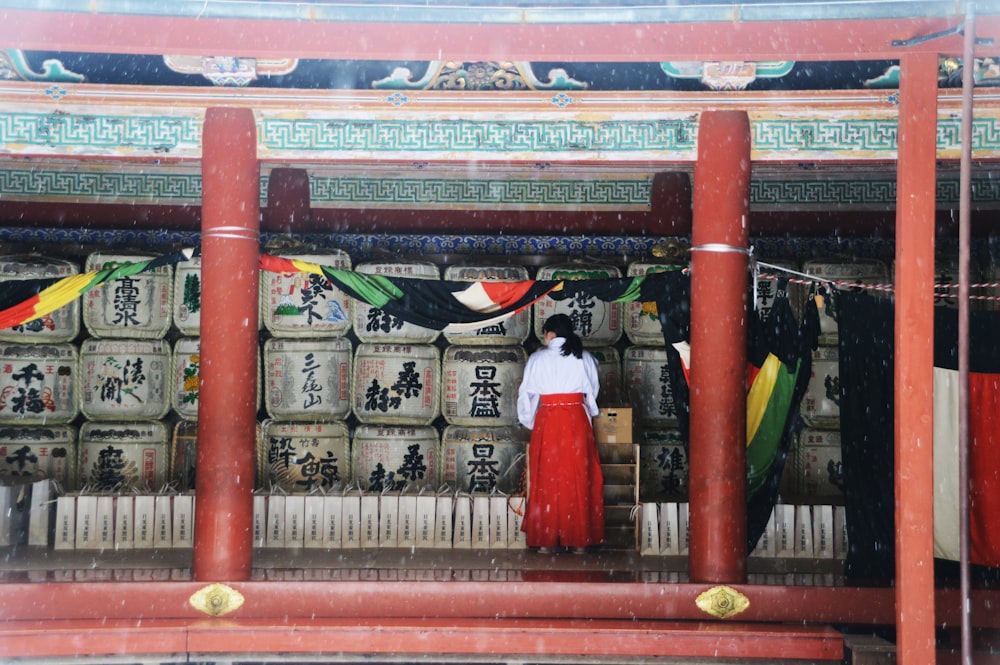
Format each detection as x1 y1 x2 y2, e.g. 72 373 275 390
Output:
0 543 847 583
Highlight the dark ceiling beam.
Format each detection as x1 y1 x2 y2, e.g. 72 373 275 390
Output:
1 8 999 62
3 200 997 239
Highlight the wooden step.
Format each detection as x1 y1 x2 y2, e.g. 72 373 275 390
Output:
597 442 637 464
601 463 636 486
0 617 845 662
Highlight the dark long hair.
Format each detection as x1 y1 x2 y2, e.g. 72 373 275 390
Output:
542 313 584 359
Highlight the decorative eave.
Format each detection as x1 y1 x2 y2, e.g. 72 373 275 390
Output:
1 83 999 162
0 83 998 215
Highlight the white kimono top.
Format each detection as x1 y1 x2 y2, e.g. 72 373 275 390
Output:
516 337 600 429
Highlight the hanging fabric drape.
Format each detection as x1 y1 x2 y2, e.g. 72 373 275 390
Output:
0 251 684 334
258 254 689 334
0 249 196 331
838 290 1000 581
664 278 819 550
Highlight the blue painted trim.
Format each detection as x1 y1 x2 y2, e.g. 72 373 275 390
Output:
1 227 991 269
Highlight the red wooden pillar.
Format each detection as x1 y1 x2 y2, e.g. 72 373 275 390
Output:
266 167 312 233
894 53 938 664
688 110 751 583
194 107 260 581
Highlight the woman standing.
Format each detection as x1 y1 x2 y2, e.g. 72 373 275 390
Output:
517 313 604 552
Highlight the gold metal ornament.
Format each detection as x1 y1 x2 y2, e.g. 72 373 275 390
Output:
651 239 689 260
189 583 245 617
695 585 750 619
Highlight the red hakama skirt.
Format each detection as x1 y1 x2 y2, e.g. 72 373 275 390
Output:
522 392 605 548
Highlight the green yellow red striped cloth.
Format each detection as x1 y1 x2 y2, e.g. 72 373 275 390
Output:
0 249 195 331
1 250 682 334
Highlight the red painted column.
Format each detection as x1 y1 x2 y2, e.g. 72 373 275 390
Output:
265 167 312 233
688 110 751 583
194 107 260 581
894 53 938 665
650 171 693 236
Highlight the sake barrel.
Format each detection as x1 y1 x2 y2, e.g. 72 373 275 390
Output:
352 343 440 425
261 251 353 338
638 428 688 502
262 420 351 493
352 261 439 344
172 253 203 335
352 424 438 491
0 424 77 489
589 346 623 407
533 264 623 347
171 336 202 421
0 255 80 343
624 262 683 346
624 345 679 427
441 345 525 427
173 254 264 335
799 257 888 344
893 252 982 311
442 264 531 345
172 336 260 421
789 428 844 500
0 342 78 424
78 420 169 492
440 425 527 494
170 420 265 492
801 344 840 429
264 337 352 421
80 338 171 421
754 259 799 323
83 252 173 339
170 420 198 492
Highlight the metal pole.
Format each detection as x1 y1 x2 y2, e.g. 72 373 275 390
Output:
958 7 975 665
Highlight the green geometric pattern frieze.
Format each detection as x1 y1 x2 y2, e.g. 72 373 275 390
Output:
0 168 653 208
753 118 899 152
258 117 698 153
937 176 1000 203
752 177 1000 207
2 164 996 208
0 111 201 153
2 110 1000 157
936 116 1000 152
308 175 653 207
0 167 203 202
751 178 898 206
754 116 1000 154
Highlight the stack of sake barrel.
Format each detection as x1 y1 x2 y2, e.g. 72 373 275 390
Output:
343 260 442 494
75 252 175 493
787 257 890 506
438 264 531 500
258 252 354 495
0 256 82 493
6 248 867 554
